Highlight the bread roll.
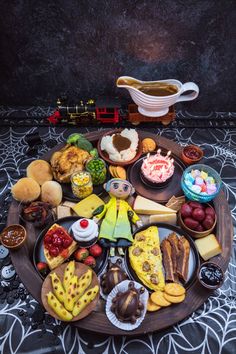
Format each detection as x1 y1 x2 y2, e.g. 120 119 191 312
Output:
11 177 40 202
41 181 63 206
27 159 53 185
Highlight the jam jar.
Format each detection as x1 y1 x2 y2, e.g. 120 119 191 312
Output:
86 158 107 185
71 171 93 199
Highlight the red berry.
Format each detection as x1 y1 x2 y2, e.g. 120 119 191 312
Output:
62 238 73 248
89 244 102 258
74 248 89 261
37 262 48 271
84 255 96 268
44 235 52 245
80 219 89 228
49 246 60 257
52 237 62 247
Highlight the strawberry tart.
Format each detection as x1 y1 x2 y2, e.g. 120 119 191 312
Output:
71 218 99 247
141 150 175 187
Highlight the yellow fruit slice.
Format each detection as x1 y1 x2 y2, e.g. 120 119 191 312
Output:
64 275 79 312
46 291 73 321
63 261 75 289
76 269 93 299
50 272 65 303
72 285 99 317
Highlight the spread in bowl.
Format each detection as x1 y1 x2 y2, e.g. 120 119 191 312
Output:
71 218 98 247
0 224 26 250
182 145 203 165
198 262 224 289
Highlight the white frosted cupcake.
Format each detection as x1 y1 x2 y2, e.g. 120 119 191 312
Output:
71 218 98 247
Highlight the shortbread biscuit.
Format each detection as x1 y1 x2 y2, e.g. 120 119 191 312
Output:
150 291 171 307
164 283 186 296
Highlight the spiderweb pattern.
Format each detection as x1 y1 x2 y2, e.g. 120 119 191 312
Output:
0 126 235 354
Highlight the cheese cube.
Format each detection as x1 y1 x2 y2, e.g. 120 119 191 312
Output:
195 234 221 261
72 194 104 219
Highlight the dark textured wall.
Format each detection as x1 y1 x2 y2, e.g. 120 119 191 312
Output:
0 0 235 110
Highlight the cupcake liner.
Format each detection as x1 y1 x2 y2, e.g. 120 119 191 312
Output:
105 280 149 331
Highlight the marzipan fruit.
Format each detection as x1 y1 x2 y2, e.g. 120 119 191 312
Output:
63 261 75 289
72 285 99 317
64 275 79 312
50 272 65 303
47 291 73 321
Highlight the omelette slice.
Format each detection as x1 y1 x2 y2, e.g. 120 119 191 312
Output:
129 226 165 291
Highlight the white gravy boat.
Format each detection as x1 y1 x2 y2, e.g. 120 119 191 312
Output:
117 76 199 117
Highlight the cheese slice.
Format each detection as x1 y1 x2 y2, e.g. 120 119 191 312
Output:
149 213 177 225
62 201 77 208
72 194 105 219
195 234 221 261
133 196 176 215
56 205 71 219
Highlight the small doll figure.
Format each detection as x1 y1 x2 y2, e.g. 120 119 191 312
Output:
93 178 142 256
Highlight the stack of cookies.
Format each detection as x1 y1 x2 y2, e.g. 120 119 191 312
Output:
147 282 186 311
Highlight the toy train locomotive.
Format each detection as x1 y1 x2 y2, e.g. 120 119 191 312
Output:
48 96 175 126
48 97 127 125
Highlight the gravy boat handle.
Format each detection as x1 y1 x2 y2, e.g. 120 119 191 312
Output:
176 82 199 102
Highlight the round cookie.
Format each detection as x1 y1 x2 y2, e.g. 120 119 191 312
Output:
27 159 53 185
147 298 161 312
164 293 186 304
164 283 186 297
150 291 171 307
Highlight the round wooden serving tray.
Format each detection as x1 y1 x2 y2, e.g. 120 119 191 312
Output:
7 129 234 336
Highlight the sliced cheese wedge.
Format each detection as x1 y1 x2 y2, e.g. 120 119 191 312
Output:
133 196 176 215
149 213 177 225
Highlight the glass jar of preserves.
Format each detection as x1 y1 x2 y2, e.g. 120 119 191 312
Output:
86 158 107 185
71 171 93 199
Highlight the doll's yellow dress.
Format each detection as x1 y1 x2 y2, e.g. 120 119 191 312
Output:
95 196 139 245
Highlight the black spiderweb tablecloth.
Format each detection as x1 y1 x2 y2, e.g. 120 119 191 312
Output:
0 123 235 354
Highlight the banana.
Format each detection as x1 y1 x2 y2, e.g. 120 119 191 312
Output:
46 291 73 321
72 285 99 317
76 269 92 299
63 260 75 289
50 272 65 303
64 275 79 312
